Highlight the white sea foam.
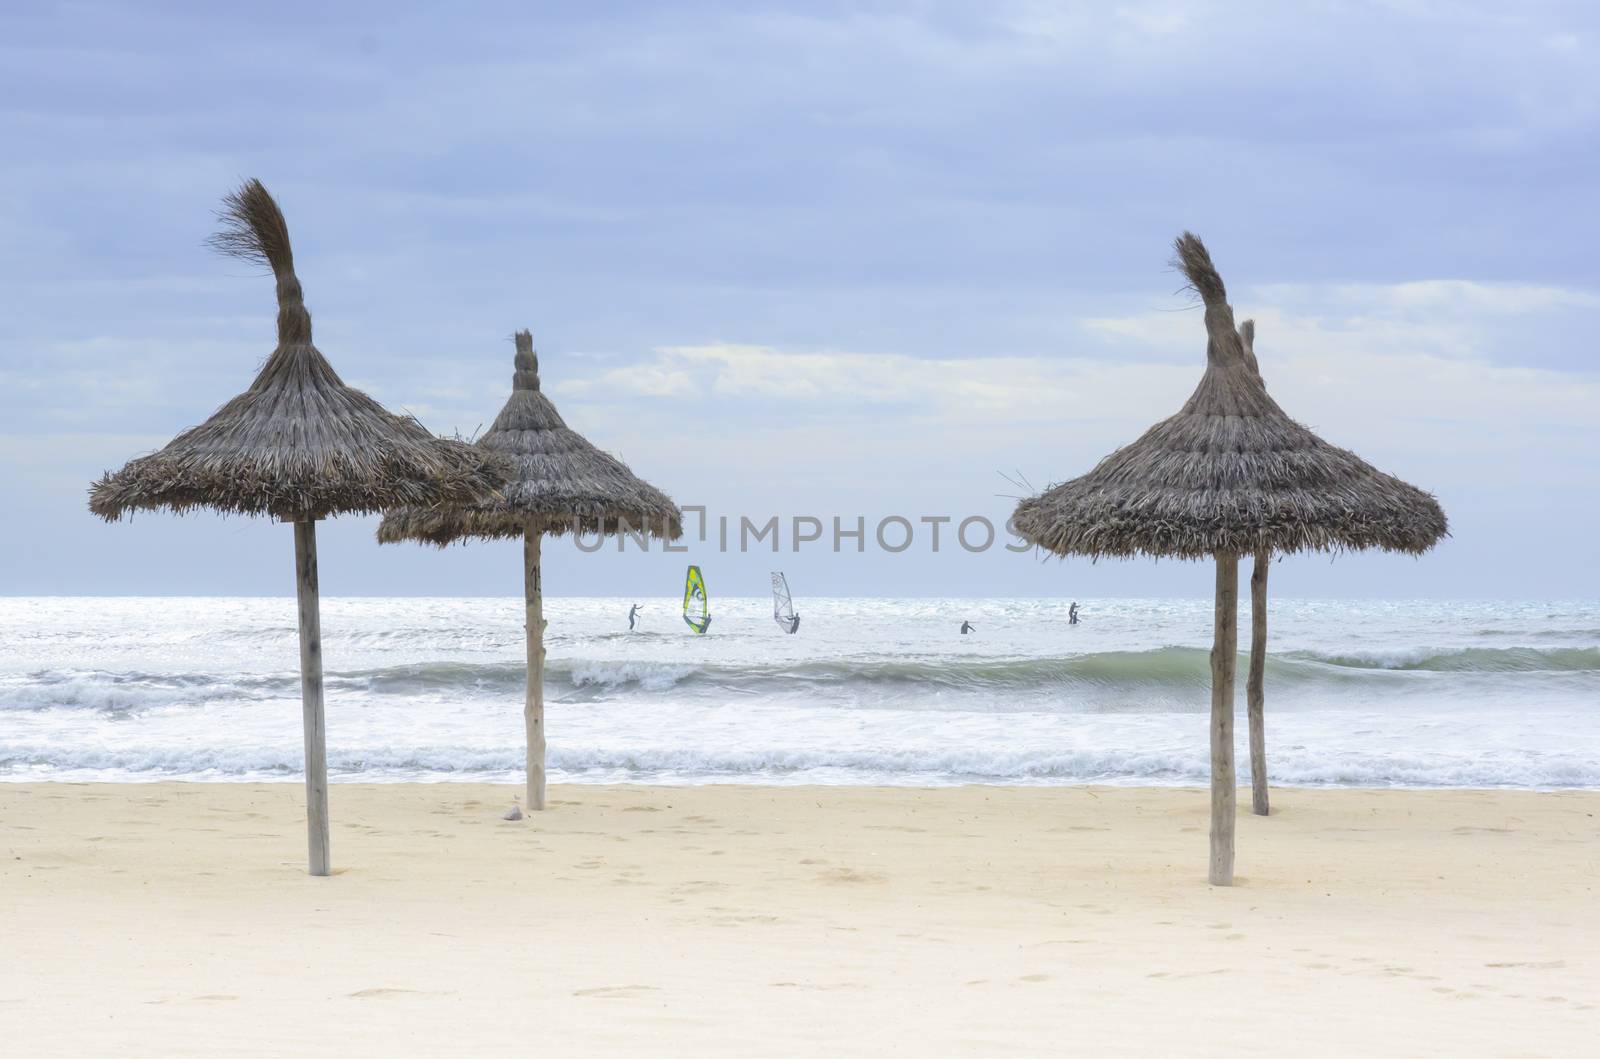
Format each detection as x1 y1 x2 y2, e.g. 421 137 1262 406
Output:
1 596 1596 788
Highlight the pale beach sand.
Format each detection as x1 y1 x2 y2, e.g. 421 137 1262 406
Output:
2 783 1596 1057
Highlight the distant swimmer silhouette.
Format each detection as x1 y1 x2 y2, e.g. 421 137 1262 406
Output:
960 620 975 635
1068 601 1080 625
627 603 641 630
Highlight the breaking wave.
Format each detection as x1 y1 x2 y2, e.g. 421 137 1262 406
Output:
5 644 1595 716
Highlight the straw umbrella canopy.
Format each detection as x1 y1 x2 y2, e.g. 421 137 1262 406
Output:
89 179 508 876
378 330 682 812
1012 232 1446 885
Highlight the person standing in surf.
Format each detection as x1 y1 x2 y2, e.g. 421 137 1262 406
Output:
1069 601 1080 625
628 603 642 630
960 620 975 635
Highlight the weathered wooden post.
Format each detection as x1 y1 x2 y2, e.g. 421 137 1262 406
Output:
523 524 547 811
1248 549 1269 816
293 520 331 875
1209 553 1239 886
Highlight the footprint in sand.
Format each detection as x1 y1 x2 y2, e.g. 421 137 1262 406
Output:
1486 960 1566 969
574 985 659 999
710 912 783 926
817 868 886 885
674 880 727 894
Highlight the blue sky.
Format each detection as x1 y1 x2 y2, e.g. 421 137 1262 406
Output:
2 1 1597 598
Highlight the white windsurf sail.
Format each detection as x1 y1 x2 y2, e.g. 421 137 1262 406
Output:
771 571 799 634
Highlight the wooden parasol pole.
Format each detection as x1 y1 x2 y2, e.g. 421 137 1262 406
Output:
1248 548 1270 816
523 523 547 810
1209 552 1239 885
293 519 331 876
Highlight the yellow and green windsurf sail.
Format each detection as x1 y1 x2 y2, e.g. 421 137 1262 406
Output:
683 565 711 634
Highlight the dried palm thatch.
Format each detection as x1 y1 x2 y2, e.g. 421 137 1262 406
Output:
379 330 683 813
85 179 509 878
88 179 506 522
1012 236 1445 560
1012 233 1447 886
377 330 682 545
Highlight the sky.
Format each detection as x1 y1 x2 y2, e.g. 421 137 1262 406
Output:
2 1 1597 599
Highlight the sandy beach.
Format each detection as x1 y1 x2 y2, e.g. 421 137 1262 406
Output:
2 783 1595 1056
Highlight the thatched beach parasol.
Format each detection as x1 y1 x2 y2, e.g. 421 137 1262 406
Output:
89 180 508 876
378 330 682 811
1012 233 1446 885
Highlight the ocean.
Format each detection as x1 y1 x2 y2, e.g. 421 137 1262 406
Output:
2 596 1597 788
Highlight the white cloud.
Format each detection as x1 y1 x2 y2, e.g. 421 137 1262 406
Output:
1088 279 1600 367
553 341 1198 424
1260 279 1600 316
537 277 1600 504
